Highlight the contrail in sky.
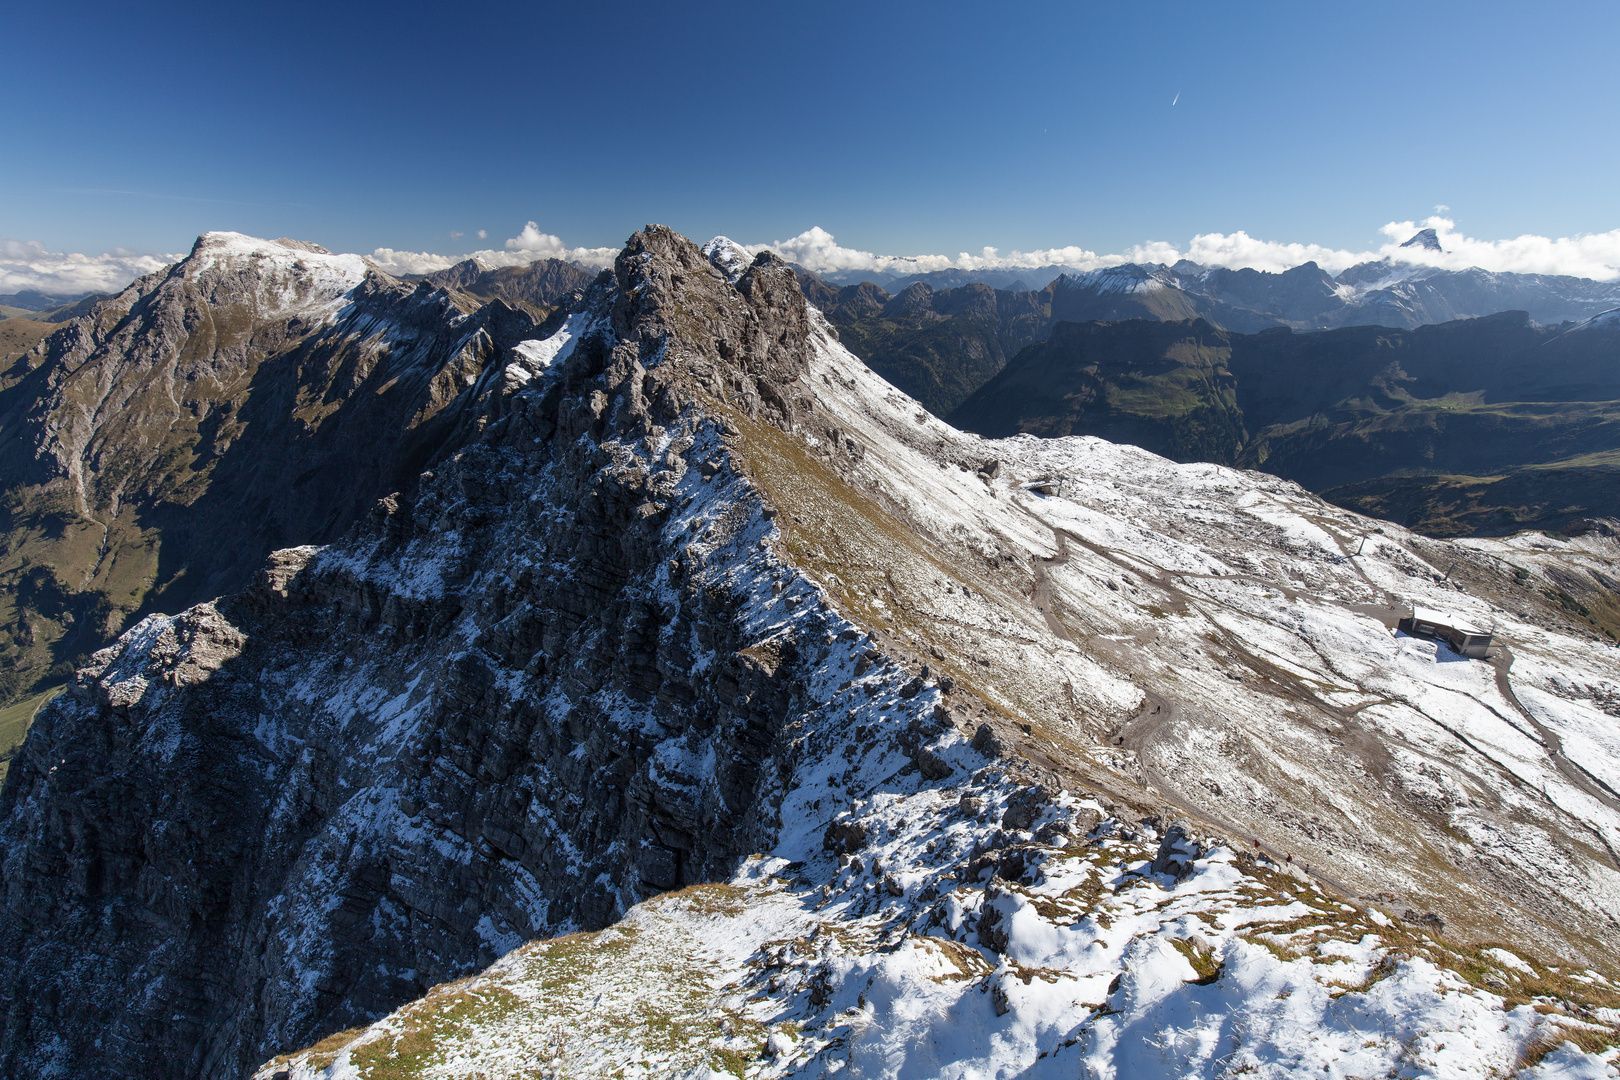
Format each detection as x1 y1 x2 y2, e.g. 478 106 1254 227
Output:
1172 91 1180 106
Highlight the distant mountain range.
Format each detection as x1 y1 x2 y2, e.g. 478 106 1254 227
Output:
0 289 92 312
808 263 1082 292
0 290 110 323
1048 258 1620 332
418 256 595 311
804 229 1620 332
794 256 1620 421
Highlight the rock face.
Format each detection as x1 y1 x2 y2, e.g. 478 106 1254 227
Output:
0 227 850 1077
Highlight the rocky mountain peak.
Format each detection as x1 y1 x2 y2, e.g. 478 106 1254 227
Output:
422 256 592 311
880 281 938 320
597 225 812 420
1401 227 1444 252
0 232 537 691
699 234 756 282
419 256 487 292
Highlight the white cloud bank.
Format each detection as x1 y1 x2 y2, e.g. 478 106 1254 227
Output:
0 237 183 299
367 221 619 277
757 215 1620 281
1371 216 1620 280
7 216 1619 307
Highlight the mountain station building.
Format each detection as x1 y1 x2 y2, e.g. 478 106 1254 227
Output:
1398 606 1494 659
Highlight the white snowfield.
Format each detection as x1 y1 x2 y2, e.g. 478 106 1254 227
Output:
261 238 1620 1078
186 231 373 319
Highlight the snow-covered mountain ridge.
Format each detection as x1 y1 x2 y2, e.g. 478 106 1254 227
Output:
1 229 1617 1078
1044 253 1620 332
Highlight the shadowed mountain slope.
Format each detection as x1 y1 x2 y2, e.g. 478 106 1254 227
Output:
791 269 1052 416
422 257 594 314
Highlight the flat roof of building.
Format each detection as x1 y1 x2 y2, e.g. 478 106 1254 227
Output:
1411 606 1489 637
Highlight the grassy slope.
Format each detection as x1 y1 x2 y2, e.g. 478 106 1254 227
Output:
0 684 62 784
0 318 55 367
1245 399 1620 489
0 471 164 704
262 883 774 1080
1324 449 1620 539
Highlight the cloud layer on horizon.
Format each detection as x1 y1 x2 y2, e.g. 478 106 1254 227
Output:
0 238 183 300
757 216 1620 281
367 222 620 277
6 216 1620 306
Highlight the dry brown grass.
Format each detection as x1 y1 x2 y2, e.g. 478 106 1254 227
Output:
348 985 521 1080
1170 937 1221 984
1515 1023 1620 1071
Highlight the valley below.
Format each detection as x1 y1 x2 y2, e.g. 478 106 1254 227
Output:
948 310 1620 544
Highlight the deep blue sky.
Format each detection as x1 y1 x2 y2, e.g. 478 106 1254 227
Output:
3 0 1617 259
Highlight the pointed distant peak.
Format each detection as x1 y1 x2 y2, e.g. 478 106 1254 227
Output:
702 236 756 283
1401 228 1443 253
420 257 489 292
